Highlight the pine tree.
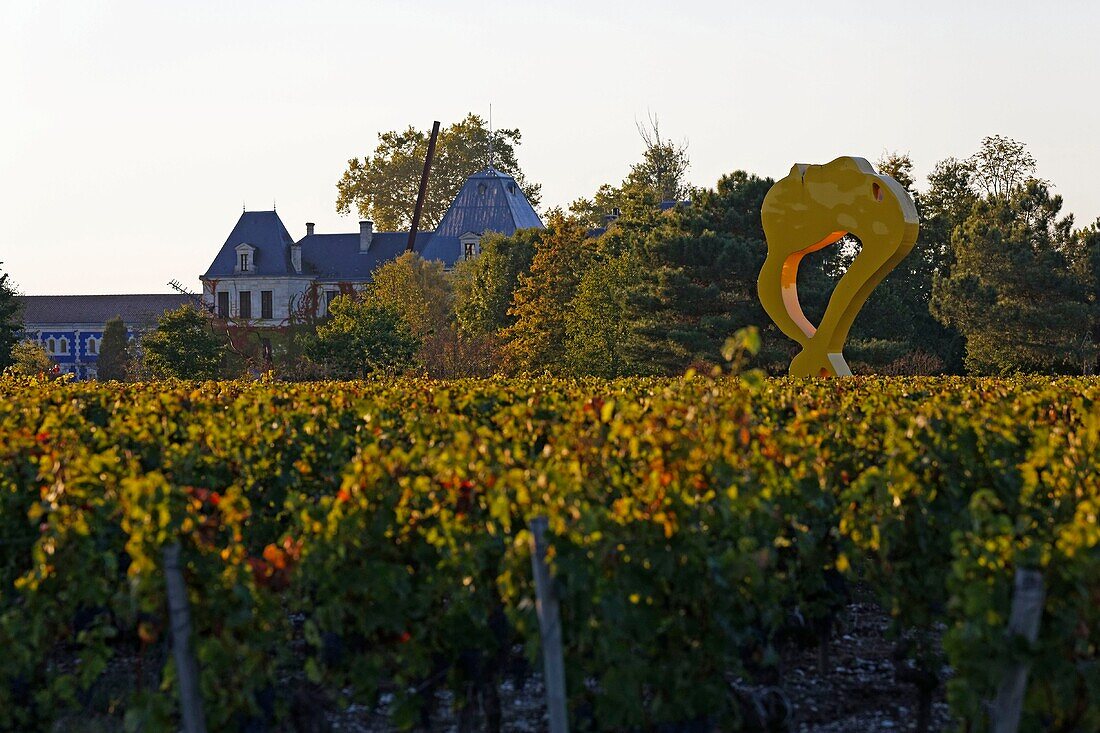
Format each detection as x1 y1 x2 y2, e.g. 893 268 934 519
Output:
931 182 1091 374
0 263 21 371
96 316 132 381
623 171 789 374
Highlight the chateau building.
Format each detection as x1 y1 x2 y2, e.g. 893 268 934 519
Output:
15 167 542 378
17 294 191 379
201 167 544 325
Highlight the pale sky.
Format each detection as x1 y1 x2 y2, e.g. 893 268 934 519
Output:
2 0 1098 295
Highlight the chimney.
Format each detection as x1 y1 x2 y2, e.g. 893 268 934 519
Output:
359 220 374 253
290 241 302 274
305 222 315 236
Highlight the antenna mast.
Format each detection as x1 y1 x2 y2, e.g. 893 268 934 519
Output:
488 103 494 169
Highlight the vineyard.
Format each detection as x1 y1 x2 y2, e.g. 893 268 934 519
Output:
0 374 1097 732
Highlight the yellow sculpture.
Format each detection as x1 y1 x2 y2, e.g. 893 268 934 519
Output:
758 156 919 376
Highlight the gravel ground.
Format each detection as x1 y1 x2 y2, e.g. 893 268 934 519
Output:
327 598 954 733
49 595 954 732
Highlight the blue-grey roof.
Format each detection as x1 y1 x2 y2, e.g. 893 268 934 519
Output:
298 232 445 280
435 168 543 238
18 294 192 326
203 211 295 279
202 169 543 284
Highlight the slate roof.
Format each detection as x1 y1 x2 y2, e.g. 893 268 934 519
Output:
298 232 440 280
203 211 296 279
201 169 544 283
435 168 543 238
18 295 192 326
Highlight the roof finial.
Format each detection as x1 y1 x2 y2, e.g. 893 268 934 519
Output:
243 201 246 213
273 198 276 212
488 103 494 170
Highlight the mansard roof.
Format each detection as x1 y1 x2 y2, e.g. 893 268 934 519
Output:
434 167 543 239
18 294 192 326
202 211 296 279
201 169 544 284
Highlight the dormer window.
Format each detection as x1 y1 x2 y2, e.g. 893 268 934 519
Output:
234 243 256 274
459 232 481 260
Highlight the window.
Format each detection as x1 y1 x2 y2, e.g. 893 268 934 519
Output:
47 337 56 354
239 252 250 272
239 291 252 319
464 242 476 260
217 291 230 318
326 290 339 308
58 338 67 354
88 337 97 355
261 290 273 320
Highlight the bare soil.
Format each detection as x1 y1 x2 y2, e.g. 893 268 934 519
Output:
326 598 954 733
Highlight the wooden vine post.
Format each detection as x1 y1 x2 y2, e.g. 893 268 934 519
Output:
529 517 568 733
163 543 208 733
990 568 1045 733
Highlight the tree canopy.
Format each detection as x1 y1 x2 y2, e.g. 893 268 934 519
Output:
0 263 21 372
569 116 690 228
142 306 224 380
7 341 53 377
931 181 1093 373
96 316 132 381
310 297 417 378
336 114 542 231
452 228 540 337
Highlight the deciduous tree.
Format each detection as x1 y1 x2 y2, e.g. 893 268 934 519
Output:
570 116 690 228
336 114 541 231
565 251 643 377
142 306 223 380
310 297 417 378
452 228 539 337
500 215 591 372
7 341 52 376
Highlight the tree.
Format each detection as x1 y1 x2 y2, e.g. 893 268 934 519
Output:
310 297 417 378
96 316 132 381
142 306 224 379
967 134 1039 198
569 116 690 228
364 252 463 375
500 215 591 372
832 153 957 374
623 171 789 374
365 252 451 339
0 263 21 372
931 181 1091 374
1071 221 1100 374
565 251 643 377
452 228 539 337
336 114 542 231
7 341 53 376
630 114 690 203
